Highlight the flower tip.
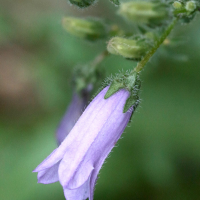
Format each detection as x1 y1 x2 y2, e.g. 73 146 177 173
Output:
37 178 47 184
32 168 38 173
32 165 42 173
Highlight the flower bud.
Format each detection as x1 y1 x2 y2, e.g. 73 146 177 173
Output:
62 17 107 41
107 37 151 60
68 0 95 8
173 1 183 10
185 1 197 12
118 1 169 25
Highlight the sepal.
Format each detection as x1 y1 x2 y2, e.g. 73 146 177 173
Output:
104 80 124 99
104 71 141 113
123 94 139 113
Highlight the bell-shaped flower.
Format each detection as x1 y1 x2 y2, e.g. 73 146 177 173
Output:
33 86 134 200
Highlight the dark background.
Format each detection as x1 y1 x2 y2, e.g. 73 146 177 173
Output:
1 0 200 200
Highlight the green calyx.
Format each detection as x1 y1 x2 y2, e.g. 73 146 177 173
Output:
69 0 95 8
62 17 107 41
104 71 141 113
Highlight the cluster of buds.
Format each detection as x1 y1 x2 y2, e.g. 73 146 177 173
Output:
173 0 200 22
173 0 198 12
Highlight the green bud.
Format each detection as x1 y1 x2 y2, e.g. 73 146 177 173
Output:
62 17 107 41
173 1 183 10
173 0 198 22
69 0 95 8
185 1 197 12
104 71 141 113
107 37 151 60
118 1 169 25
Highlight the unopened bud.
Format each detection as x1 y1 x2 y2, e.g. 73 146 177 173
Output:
69 0 95 8
62 17 107 41
185 1 196 12
107 37 151 60
173 1 183 10
118 1 169 25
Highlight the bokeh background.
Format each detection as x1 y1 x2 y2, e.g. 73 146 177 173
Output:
1 0 200 200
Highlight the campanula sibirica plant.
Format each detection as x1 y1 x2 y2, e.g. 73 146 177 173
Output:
33 0 200 199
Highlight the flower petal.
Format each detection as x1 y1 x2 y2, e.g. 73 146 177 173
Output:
34 88 107 173
59 151 94 189
33 148 63 172
63 176 90 200
85 89 133 200
37 161 60 184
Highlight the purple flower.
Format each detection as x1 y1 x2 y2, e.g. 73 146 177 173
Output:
33 86 133 200
56 91 89 145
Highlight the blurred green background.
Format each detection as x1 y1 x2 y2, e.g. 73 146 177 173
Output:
1 1 200 200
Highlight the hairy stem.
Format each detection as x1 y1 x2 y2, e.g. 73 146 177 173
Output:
91 50 109 67
134 17 178 73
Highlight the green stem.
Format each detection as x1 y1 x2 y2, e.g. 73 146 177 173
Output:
91 50 109 67
134 17 178 73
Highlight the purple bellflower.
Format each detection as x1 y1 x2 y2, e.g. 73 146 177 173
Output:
33 86 133 200
56 91 89 145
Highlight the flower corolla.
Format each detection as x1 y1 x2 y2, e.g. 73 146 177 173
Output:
33 86 133 200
